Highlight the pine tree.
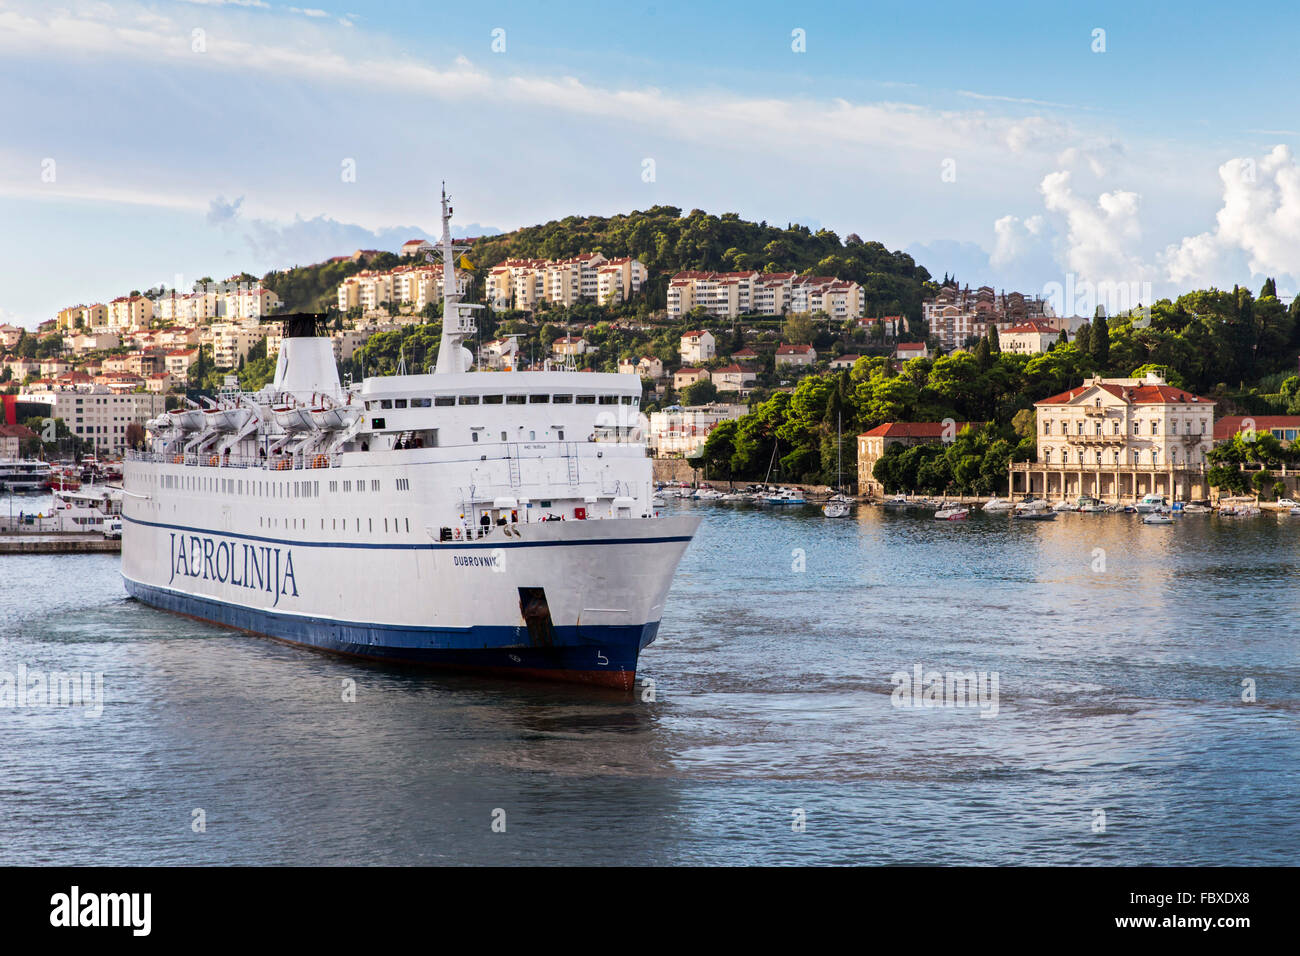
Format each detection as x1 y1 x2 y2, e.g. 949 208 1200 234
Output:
1074 321 1091 355
986 323 1001 354
1261 277 1277 299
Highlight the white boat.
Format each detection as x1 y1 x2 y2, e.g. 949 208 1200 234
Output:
0 459 53 491
119 187 699 689
1142 513 1174 525
1076 496 1107 512
203 405 253 433
273 404 315 432
982 497 1014 512
1013 509 1057 521
1015 497 1049 513
822 501 851 518
1135 493 1167 513
882 494 911 509
168 407 206 432
1183 503 1212 514
1052 499 1076 512
51 484 123 533
934 505 970 520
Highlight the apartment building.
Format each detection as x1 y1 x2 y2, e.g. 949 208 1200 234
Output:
21 386 166 456
668 271 866 320
486 254 645 311
106 295 153 330
337 267 465 315
55 303 109 330
922 285 1056 351
211 323 270 368
165 348 200 380
0 324 22 349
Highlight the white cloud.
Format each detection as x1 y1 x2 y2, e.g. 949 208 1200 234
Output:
287 7 329 17
1039 170 1153 285
990 214 1045 268
1164 145 1300 287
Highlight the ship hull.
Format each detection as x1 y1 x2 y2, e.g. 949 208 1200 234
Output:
121 509 699 689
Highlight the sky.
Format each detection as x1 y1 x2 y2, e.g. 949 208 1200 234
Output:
1 0 1298 328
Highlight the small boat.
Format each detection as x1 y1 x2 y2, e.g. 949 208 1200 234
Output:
822 501 851 518
934 505 970 520
1013 510 1057 521
273 405 315 432
651 494 667 506
1182 503 1212 514
1076 495 1107 512
882 494 911 509
982 497 1014 512
1052 499 1077 512
1289 507 1300 516
1135 493 1167 513
1015 497 1049 513
1142 513 1174 525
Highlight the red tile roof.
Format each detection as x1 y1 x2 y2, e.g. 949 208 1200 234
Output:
1214 416 1300 440
1037 382 1213 406
859 421 981 439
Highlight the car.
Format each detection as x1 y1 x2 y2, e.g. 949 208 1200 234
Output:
1277 498 1299 508
102 517 122 539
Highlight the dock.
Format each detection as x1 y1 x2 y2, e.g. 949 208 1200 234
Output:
0 534 120 554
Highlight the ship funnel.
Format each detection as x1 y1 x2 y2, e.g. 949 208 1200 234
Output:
268 313 340 397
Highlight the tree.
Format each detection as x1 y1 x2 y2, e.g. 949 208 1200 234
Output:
682 379 718 406
1074 321 1091 356
1090 314 1110 366
783 312 816 345
986 323 1001 354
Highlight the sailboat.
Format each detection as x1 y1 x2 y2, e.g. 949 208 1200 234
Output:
823 412 851 518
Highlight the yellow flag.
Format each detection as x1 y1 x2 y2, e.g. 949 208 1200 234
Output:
459 254 475 270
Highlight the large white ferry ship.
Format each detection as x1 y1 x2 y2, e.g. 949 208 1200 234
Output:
122 189 699 688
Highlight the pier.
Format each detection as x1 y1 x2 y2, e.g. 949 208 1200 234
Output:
0 534 120 554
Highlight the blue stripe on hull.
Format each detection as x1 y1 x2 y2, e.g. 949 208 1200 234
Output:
123 577 656 687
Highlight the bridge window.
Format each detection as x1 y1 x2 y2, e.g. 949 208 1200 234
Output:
394 399 408 409
506 395 526 405
552 394 573 404
434 396 455 407
483 395 504 405
411 398 431 408
599 395 619 405
458 395 480 405
576 395 596 405
380 400 392 409
529 394 550 403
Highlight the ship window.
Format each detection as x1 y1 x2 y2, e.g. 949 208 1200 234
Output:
621 396 635 405
343 481 351 491
576 395 596 405
405 518 410 533
384 518 388 532
394 399 408 409
483 395 504 404
372 417 386 429
506 395 526 405
529 394 550 403
553 394 573 404
599 395 618 405
529 430 535 440
380 400 392 409
472 433 479 442
412 398 431 408
371 480 380 491
435 396 454 406
458 395 480 405
557 430 565 440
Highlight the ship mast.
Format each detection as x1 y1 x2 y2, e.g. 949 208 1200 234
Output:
433 184 478 374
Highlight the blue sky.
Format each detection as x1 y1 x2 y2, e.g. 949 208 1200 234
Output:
1 0 1297 327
